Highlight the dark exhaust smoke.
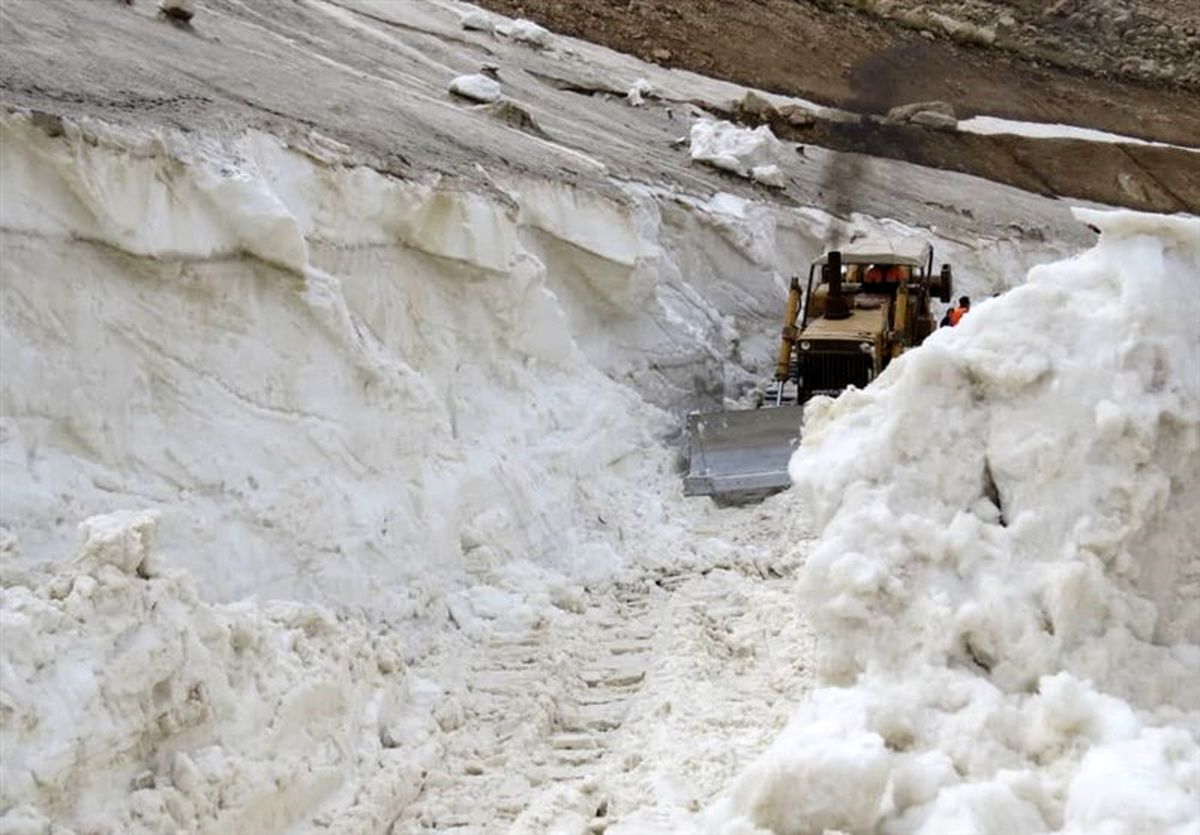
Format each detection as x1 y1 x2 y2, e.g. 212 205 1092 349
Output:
820 44 931 248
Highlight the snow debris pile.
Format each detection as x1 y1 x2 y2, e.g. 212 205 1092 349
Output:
0 510 422 834
712 208 1200 834
449 73 502 103
690 119 786 188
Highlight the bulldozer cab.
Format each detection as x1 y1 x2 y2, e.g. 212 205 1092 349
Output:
803 238 951 353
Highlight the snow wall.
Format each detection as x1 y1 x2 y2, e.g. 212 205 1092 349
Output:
713 210 1200 834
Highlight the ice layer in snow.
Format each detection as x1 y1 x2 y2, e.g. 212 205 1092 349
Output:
712 208 1200 834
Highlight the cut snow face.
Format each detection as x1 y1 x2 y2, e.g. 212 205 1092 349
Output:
711 209 1200 834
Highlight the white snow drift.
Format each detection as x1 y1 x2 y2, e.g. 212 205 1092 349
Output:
713 209 1200 834
1 510 420 835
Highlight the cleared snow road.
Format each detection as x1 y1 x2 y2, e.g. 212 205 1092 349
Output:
391 548 813 833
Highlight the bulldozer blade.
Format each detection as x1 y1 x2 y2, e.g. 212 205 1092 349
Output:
683 405 805 498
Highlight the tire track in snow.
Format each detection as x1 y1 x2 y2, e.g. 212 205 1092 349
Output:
389 549 813 834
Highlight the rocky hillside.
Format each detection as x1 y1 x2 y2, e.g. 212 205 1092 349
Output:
477 0 1200 147
828 0 1200 89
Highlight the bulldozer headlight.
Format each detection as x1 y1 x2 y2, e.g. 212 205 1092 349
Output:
859 341 873 353
800 341 811 351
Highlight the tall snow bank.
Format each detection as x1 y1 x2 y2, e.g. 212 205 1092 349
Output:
0 113 665 606
713 209 1200 834
0 511 423 833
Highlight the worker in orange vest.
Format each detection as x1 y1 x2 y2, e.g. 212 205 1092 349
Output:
945 295 971 326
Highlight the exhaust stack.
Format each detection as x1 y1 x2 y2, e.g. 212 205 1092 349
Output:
823 249 851 320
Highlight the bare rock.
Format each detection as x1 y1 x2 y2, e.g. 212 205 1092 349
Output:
778 104 815 127
887 100 957 122
480 100 547 137
910 110 959 130
159 0 194 22
738 91 777 120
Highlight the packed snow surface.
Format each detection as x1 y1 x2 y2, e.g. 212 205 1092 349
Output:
712 208 1200 834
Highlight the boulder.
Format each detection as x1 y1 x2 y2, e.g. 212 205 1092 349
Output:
886 100 959 130
910 110 959 130
887 100 957 122
160 0 194 22
738 91 778 121
778 104 815 128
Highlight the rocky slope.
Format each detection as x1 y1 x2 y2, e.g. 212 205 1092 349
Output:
477 0 1200 146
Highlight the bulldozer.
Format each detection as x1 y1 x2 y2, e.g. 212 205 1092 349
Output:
683 237 953 500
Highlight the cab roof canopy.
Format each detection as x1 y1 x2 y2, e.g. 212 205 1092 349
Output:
811 237 932 267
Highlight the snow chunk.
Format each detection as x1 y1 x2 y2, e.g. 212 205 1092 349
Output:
627 78 654 107
719 690 891 833
750 164 785 188
76 510 160 575
460 10 494 32
449 73 501 104
689 120 783 180
505 18 552 48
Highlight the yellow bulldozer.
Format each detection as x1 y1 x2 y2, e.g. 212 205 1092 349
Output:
684 237 953 499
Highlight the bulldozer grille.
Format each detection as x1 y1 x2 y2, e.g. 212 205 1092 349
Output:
799 351 872 396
